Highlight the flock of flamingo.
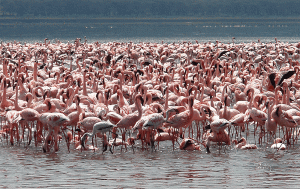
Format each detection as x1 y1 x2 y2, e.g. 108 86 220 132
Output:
1 37 298 154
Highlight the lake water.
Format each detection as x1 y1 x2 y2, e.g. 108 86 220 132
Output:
1 126 300 188
1 18 300 188
1 18 300 43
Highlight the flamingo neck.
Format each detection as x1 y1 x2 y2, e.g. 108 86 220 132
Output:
267 104 272 126
223 103 227 118
19 80 26 93
55 73 60 84
221 84 228 102
3 59 8 77
275 87 280 105
136 101 142 117
216 63 220 77
33 62 38 81
118 93 126 107
76 59 82 72
164 87 169 111
189 102 194 118
27 95 33 108
14 85 23 111
285 85 290 105
200 85 204 103
1 82 7 107
83 74 87 96
132 74 136 86
248 89 254 109
119 73 123 93
171 69 175 82
76 101 82 114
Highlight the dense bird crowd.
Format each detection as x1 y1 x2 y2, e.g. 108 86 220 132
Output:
0 38 298 153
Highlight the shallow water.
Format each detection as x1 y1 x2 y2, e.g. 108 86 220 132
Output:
1 126 300 188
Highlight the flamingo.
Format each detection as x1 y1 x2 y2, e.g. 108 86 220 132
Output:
3 39 300 155
77 116 102 133
270 138 286 150
99 109 123 125
42 113 70 152
219 94 240 120
163 96 194 129
204 129 231 153
116 94 143 145
80 121 116 153
244 88 267 143
229 113 246 136
179 138 201 151
141 112 169 149
232 137 257 149
265 100 277 136
271 105 298 144
0 79 14 110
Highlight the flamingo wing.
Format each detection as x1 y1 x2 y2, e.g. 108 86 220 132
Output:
277 70 296 86
143 113 164 129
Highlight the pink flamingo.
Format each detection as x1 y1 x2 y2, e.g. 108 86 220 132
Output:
99 109 123 125
42 113 70 152
271 105 297 145
14 108 40 145
232 137 257 149
265 99 277 136
0 79 13 110
116 94 143 129
219 94 240 120
204 129 231 153
179 138 201 151
164 96 194 130
116 94 143 147
80 121 116 153
271 138 286 150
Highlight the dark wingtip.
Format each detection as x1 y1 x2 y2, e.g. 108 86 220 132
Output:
265 101 269 108
206 146 210 153
75 128 83 132
188 87 193 96
47 101 51 110
191 61 199 66
102 143 108 153
276 107 280 117
139 95 144 106
190 97 194 107
277 70 296 86
269 73 276 89
183 140 193 150
238 138 243 143
205 125 211 130
77 95 81 104
109 146 114 154
246 88 252 96
80 138 85 148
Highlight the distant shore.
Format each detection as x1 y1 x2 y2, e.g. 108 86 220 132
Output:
0 17 300 24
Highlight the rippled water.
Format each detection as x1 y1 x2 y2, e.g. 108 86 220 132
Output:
1 125 300 188
2 17 300 188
